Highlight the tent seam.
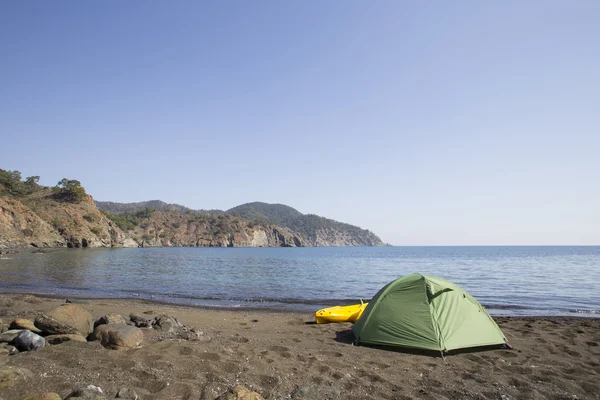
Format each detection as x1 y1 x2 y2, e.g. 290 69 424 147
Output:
426 277 446 352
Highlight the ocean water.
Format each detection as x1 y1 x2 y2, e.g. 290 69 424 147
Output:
0 246 598 316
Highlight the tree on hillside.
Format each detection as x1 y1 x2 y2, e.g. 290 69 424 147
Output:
0 169 23 194
24 175 40 191
25 176 40 185
0 169 39 195
52 178 88 203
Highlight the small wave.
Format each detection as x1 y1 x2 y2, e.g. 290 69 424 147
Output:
0 283 40 289
118 291 368 307
570 309 600 314
482 303 532 310
236 297 367 306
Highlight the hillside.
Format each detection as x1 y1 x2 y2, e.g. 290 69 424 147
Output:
1 169 384 249
96 200 384 247
227 202 385 246
0 170 302 249
118 210 301 248
96 200 223 216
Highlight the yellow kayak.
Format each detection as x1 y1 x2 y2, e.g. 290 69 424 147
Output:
315 300 368 324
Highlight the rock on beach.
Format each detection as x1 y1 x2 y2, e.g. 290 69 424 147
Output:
88 324 144 350
13 330 45 351
94 314 126 328
34 305 93 336
128 314 150 328
45 334 87 345
9 318 41 333
151 315 182 333
0 330 23 343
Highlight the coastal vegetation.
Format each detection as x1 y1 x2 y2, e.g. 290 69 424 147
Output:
96 200 221 216
0 170 87 202
0 170 41 196
52 178 88 203
100 208 155 231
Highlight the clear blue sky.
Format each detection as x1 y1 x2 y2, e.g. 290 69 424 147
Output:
1 1 599 245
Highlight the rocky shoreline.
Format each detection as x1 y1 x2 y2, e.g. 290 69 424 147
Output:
1 294 599 399
1 297 263 400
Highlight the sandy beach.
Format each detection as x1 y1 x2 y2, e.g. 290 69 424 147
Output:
1 293 599 400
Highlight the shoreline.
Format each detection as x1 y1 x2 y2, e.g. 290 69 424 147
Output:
1 293 599 399
1 290 598 319
0 291 312 315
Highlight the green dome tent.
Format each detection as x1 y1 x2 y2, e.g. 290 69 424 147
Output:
351 274 507 352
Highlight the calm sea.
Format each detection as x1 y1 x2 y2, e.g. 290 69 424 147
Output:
0 246 598 316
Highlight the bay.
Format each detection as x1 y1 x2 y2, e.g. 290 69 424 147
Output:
0 246 598 316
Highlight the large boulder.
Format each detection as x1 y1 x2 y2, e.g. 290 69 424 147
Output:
94 314 126 328
34 314 78 335
45 334 87 345
9 319 41 333
88 324 143 350
34 305 93 336
13 330 45 351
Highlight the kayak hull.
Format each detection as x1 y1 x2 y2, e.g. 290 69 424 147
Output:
315 302 368 324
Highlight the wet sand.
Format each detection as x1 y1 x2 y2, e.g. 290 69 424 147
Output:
1 293 599 399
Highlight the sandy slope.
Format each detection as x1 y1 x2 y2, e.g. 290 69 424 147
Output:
1 294 599 400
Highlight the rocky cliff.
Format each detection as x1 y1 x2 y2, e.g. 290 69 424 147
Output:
227 202 385 247
0 192 302 249
309 227 384 247
0 196 64 248
97 201 386 247
128 211 301 248
0 188 137 249
0 169 384 249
